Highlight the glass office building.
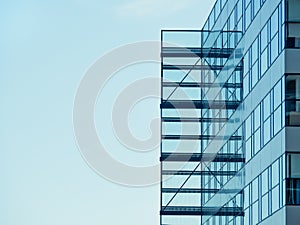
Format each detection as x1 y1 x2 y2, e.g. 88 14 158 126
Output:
160 0 300 225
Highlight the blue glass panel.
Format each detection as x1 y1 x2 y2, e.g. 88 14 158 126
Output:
263 117 271 144
261 24 269 51
271 34 279 64
245 115 252 139
252 178 259 202
261 48 268 75
271 8 279 39
252 201 259 224
246 138 252 160
244 73 250 96
252 61 259 88
262 194 269 219
244 208 250 225
253 128 261 154
254 104 261 131
272 185 280 212
253 0 260 16
274 105 282 135
264 93 271 120
262 169 269 194
274 79 282 109
245 5 252 30
252 38 259 64
237 0 243 21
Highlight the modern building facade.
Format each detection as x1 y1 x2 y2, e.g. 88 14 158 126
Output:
160 0 300 225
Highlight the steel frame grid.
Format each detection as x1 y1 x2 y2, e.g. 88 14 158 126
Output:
160 29 244 225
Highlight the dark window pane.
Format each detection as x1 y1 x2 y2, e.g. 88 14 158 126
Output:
287 178 300 205
286 75 300 126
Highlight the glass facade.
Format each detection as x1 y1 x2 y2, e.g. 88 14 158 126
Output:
160 0 300 224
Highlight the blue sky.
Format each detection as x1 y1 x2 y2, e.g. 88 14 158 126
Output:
0 1 214 225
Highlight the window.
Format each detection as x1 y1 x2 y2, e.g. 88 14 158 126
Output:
286 0 300 47
252 177 259 202
287 0 300 21
262 194 269 219
261 24 269 51
252 38 258 64
229 11 235 31
262 169 269 195
245 208 250 225
253 0 260 16
244 73 250 97
286 75 300 126
246 138 252 161
274 106 282 134
264 94 271 120
287 178 300 204
252 201 259 224
271 8 279 39
272 160 280 188
245 115 252 140
215 0 221 20
261 48 268 75
271 34 279 63
263 118 271 144
252 61 259 88
254 104 261 131
209 9 215 30
274 80 282 109
253 128 261 154
244 0 251 8
244 51 250 75
244 185 250 208
272 185 280 212
287 154 300 178
245 4 252 30
237 0 243 22
287 153 300 205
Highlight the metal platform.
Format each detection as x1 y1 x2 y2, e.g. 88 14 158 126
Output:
160 206 244 216
161 47 235 58
162 64 242 71
160 153 245 162
161 170 237 176
161 135 242 140
160 100 241 109
162 82 242 88
162 188 242 194
161 117 230 123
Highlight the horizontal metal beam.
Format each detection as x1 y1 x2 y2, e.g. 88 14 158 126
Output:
160 206 244 216
162 188 219 193
162 188 243 194
160 153 245 162
161 135 242 140
162 82 242 88
162 64 224 71
161 47 235 58
161 170 237 176
161 117 229 123
160 100 241 109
